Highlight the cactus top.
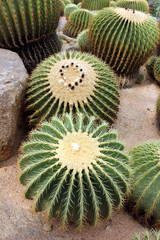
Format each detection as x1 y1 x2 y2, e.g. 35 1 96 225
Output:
116 0 149 13
115 7 147 23
26 51 120 125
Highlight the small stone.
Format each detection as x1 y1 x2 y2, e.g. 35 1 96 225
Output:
43 223 52 232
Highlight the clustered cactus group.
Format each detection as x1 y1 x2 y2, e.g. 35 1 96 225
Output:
1 0 159 234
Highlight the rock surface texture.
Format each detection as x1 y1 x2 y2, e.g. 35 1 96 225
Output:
0 49 28 161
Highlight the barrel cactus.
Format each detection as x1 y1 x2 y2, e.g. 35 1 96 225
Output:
77 29 89 52
145 56 158 77
116 0 149 13
88 7 159 77
146 56 160 83
81 0 110 10
0 0 62 71
64 4 78 19
63 9 93 38
128 141 160 227
25 51 120 126
19 113 130 228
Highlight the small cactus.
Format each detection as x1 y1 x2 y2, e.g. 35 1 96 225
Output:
157 97 160 124
116 0 149 13
145 56 158 77
64 4 78 19
154 58 160 83
88 7 159 77
25 51 120 126
19 113 130 228
0 0 62 71
128 141 160 227
81 0 110 10
110 1 117 7
146 56 160 83
63 9 93 38
77 29 89 52
136 73 146 84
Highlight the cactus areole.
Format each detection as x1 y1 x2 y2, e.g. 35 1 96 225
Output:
26 51 120 126
19 114 130 228
88 7 159 76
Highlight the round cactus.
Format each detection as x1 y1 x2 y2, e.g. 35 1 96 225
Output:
63 9 93 38
116 0 149 13
88 7 159 76
157 97 160 123
136 73 146 84
19 113 130 228
128 141 160 227
77 29 89 52
81 0 110 10
110 1 117 7
0 0 62 71
154 58 160 83
145 56 158 77
25 51 120 126
64 4 79 19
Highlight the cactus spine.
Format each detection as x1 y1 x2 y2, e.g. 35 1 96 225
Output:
88 7 159 76
0 0 62 71
146 56 160 83
19 114 130 228
63 9 93 38
134 230 160 240
128 141 160 227
81 0 110 10
116 0 149 13
25 51 120 126
157 97 160 124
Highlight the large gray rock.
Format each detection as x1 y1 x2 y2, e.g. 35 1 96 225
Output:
0 49 28 161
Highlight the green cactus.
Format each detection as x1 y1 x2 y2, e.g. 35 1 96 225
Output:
134 230 160 240
154 57 160 83
136 73 146 84
88 7 159 76
64 4 78 19
81 0 110 10
77 2 82 7
116 0 149 13
157 97 160 123
73 0 81 3
77 29 89 52
63 9 93 38
128 141 160 227
110 1 117 7
25 51 120 126
19 113 130 228
146 56 160 83
145 56 158 77
0 0 62 71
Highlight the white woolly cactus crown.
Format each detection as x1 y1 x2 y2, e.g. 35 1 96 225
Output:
19 113 130 228
26 51 120 126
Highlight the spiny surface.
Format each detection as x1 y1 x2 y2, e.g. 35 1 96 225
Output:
0 0 61 48
64 4 78 19
19 114 130 228
25 51 120 126
134 230 160 240
157 97 160 123
81 0 110 10
128 142 160 227
63 9 93 38
0 0 62 71
116 0 149 13
88 7 159 76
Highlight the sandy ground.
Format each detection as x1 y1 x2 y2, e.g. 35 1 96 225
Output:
0 71 159 240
